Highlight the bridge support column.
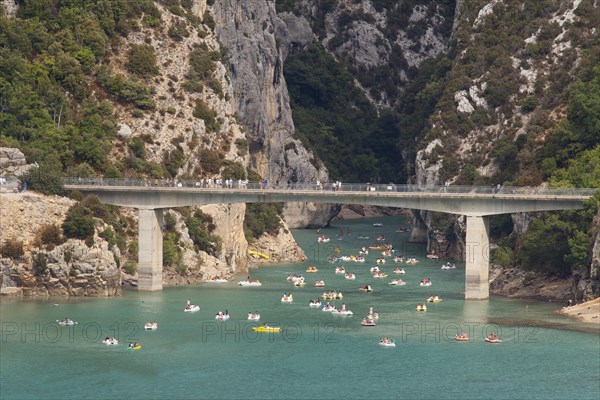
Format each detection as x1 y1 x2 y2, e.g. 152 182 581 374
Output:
138 208 163 291
465 215 490 300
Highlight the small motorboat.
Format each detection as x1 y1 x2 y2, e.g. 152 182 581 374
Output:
393 256 404 263
373 272 387 278
369 245 387 251
441 263 457 270
388 279 406 286
335 266 346 274
184 304 200 312
353 256 366 263
406 258 419 265
252 325 281 333
378 338 396 347
376 258 386 265
144 322 158 331
57 319 77 326
317 236 330 243
396 226 409 232
345 273 356 280
393 268 405 274
238 280 262 287
357 236 370 240
215 312 230 320
420 280 432 287
370 266 380 273
102 338 119 345
281 294 294 303
427 296 442 303
361 319 376 326
205 278 228 283
314 280 325 287
247 313 261 321
336 256 351 262
426 253 439 259
373 222 383 227
309 300 322 307
293 281 306 287
416 304 427 312
306 266 318 272
455 333 469 342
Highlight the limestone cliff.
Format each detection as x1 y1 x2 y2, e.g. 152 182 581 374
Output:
212 0 338 228
0 192 121 297
247 225 307 266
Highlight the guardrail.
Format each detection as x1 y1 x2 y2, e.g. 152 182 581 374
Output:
62 177 597 197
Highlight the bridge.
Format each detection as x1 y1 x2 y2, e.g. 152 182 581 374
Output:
64 178 595 299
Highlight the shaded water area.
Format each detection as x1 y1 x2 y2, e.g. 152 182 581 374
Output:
1 217 599 399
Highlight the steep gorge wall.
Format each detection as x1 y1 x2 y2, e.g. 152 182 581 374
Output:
212 0 338 228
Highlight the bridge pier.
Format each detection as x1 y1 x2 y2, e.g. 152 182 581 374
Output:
465 215 490 300
138 208 164 291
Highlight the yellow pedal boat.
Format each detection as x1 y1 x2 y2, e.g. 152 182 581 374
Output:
252 326 281 333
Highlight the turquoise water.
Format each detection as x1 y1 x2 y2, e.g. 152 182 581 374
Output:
1 217 599 399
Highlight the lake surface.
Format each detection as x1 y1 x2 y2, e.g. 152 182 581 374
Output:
1 217 599 399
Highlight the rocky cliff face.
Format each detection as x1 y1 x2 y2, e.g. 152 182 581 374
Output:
212 0 338 228
0 193 121 297
411 0 599 259
286 0 456 107
0 147 36 177
1 0 17 18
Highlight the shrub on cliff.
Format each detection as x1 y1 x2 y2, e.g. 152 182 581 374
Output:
244 203 283 242
34 224 65 250
19 161 64 196
0 237 24 259
185 210 221 256
126 44 159 78
32 252 48 275
62 205 95 240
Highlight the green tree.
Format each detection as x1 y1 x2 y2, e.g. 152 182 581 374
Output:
126 44 158 78
62 204 95 240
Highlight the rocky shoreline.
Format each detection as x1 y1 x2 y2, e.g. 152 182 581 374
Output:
557 298 600 326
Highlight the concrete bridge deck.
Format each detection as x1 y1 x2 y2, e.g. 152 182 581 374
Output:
64 178 596 299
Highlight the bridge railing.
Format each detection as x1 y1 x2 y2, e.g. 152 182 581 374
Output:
62 178 597 197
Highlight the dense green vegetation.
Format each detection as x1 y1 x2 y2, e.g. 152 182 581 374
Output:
285 42 401 182
179 208 221 256
244 203 283 243
0 0 158 176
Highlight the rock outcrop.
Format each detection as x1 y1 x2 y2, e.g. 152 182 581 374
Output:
489 264 572 301
0 147 36 177
0 239 121 297
1 0 17 18
0 192 121 297
247 225 307 266
0 192 75 250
